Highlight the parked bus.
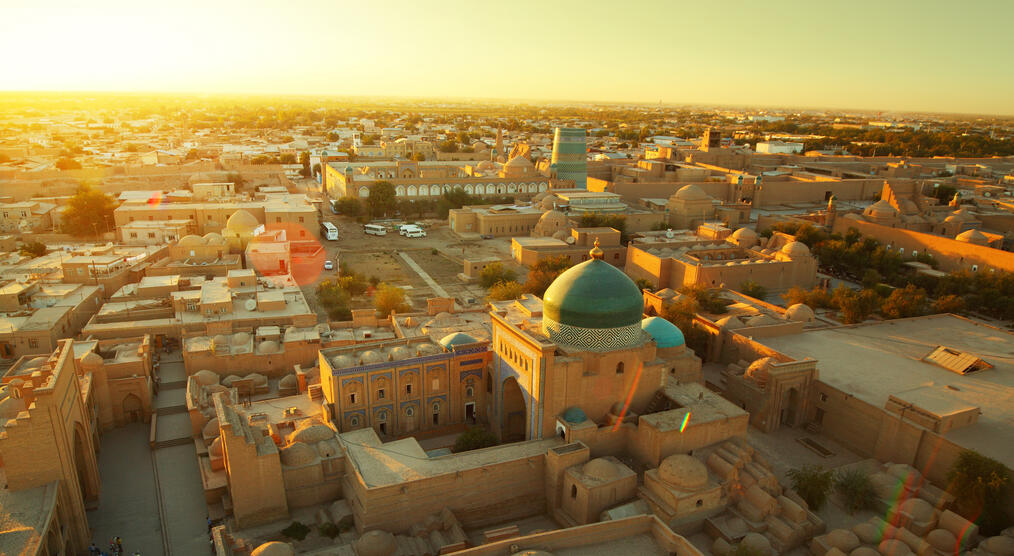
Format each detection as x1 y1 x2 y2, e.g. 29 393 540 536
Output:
320 221 339 241
363 223 387 236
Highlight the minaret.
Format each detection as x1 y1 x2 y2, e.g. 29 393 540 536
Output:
949 191 961 208
492 127 504 162
826 195 837 228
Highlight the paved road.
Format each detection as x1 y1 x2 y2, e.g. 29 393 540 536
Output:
87 424 165 555
155 444 213 556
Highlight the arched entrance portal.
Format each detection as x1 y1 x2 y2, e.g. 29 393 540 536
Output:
73 423 98 502
781 387 800 427
501 377 527 442
122 394 143 423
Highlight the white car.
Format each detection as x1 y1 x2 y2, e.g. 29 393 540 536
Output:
323 260 334 270
405 229 427 238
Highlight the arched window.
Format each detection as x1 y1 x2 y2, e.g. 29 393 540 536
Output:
406 406 415 417
350 415 360 427
432 402 441 413
466 386 474 398
616 362 625 374
571 485 578 498
377 410 387 422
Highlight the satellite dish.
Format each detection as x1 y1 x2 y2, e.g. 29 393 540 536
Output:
244 299 257 311
665 228 675 239
565 236 576 245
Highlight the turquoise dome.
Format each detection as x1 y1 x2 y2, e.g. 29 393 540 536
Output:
543 259 643 330
438 332 477 349
562 407 587 423
641 317 685 348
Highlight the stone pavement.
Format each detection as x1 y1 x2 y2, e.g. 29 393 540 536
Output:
397 250 451 298
86 423 165 556
155 444 213 556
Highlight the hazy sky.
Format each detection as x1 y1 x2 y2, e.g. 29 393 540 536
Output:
3 0 1012 114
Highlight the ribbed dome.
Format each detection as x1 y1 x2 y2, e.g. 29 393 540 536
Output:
658 454 708 491
543 259 643 331
785 303 815 322
439 332 478 349
583 458 620 481
673 184 710 201
955 229 988 245
280 442 318 466
226 209 259 233
641 317 685 348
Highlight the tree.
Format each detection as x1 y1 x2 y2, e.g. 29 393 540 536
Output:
410 152 426 161
366 181 397 218
880 284 926 319
479 262 517 288
787 465 835 511
522 256 572 297
452 427 498 453
374 283 409 315
832 286 880 324
834 469 878 514
61 185 116 237
947 450 1011 535
334 197 362 216
487 280 524 301
316 279 352 321
19 241 47 257
279 153 297 164
933 294 965 314
739 281 767 300
55 157 81 170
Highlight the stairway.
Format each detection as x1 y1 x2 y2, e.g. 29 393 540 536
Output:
152 361 192 449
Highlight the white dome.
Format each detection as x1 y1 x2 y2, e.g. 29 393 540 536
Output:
673 184 711 201
785 303 815 322
780 241 810 258
251 541 295 556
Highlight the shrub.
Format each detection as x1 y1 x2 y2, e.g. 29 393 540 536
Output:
487 280 524 301
319 522 341 538
373 283 410 315
452 427 498 453
947 450 1011 535
739 281 767 300
281 521 310 541
787 465 835 511
834 468 878 514
479 262 517 288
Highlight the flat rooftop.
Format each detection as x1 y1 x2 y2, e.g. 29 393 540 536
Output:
758 314 1014 467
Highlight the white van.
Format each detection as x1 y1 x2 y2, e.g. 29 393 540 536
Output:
405 228 427 238
364 224 387 236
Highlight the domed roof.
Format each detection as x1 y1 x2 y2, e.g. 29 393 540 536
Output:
745 357 774 388
864 200 899 218
552 230 569 240
24 356 48 368
316 439 339 458
583 458 621 481
203 232 224 244
416 343 442 356
209 436 223 457
81 351 103 368
641 317 685 348
543 258 643 331
950 207 976 221
257 340 279 354
279 374 297 388
716 315 745 330
925 529 957 552
899 497 934 521
287 421 335 444
980 536 1014 555
213 334 229 347
955 229 989 244
740 533 772 556
785 303 815 322
827 529 861 552
745 314 780 327
359 350 384 364
178 234 205 247
538 209 568 228
280 442 318 466
193 370 219 386
780 241 811 258
331 355 356 369
673 184 711 202
852 522 881 545
506 155 533 167
732 227 758 239
231 332 251 346
247 373 268 386
251 541 295 556
541 196 560 210
226 209 259 233
477 160 495 170
658 454 708 491
562 406 587 423
387 346 413 361
354 530 397 556
202 418 220 438
877 539 911 556
439 332 478 349
850 548 880 556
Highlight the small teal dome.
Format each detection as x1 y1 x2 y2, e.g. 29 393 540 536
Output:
438 332 477 350
641 317 685 348
562 407 587 424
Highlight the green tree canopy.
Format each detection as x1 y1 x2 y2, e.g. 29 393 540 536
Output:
366 181 397 218
522 256 572 297
487 280 524 301
61 185 116 237
374 282 409 316
479 262 517 289
787 465 835 511
947 450 1011 535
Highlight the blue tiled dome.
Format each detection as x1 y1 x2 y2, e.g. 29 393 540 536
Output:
641 317 685 348
562 407 587 424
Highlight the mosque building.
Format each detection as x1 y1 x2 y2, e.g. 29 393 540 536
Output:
488 241 701 442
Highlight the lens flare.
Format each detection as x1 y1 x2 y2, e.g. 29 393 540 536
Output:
611 362 644 432
680 411 691 433
147 191 163 208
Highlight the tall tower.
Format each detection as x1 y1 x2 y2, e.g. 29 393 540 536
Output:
701 128 721 151
551 127 587 189
492 127 504 162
